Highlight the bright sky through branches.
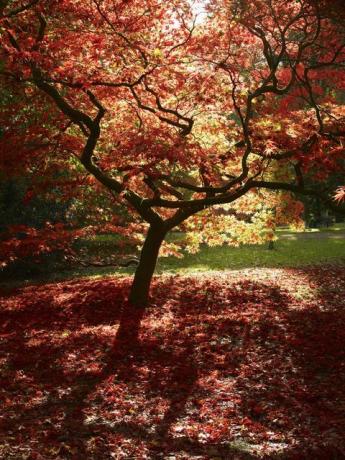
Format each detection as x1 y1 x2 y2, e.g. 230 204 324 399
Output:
190 0 208 24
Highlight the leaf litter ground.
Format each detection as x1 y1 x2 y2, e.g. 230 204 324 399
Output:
1 266 345 459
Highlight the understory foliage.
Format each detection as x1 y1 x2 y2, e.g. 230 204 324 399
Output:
1 267 345 459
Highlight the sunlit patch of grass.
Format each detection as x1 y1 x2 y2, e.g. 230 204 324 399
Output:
277 222 345 234
156 238 345 273
1 229 344 287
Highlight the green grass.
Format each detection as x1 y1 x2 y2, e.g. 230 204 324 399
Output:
2 227 344 287
54 231 345 280
156 238 345 273
74 233 134 256
277 222 345 234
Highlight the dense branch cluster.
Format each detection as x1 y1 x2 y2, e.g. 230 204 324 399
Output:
1 0 345 302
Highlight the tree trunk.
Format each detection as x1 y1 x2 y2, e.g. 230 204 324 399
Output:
268 240 275 250
129 224 166 306
115 224 166 344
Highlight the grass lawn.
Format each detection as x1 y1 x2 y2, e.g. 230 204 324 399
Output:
276 222 345 233
67 227 345 281
157 238 345 273
1 225 345 285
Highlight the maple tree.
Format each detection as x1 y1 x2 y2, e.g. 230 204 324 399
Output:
1 0 345 323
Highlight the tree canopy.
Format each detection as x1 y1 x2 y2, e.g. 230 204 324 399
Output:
1 0 345 307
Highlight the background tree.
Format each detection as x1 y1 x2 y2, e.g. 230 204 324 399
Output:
1 0 345 339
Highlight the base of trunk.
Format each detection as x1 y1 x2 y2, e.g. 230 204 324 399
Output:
117 224 166 344
115 303 145 344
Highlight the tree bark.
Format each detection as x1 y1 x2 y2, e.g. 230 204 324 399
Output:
129 224 166 306
115 224 166 344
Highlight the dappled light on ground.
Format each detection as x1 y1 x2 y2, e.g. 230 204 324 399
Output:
1 267 345 459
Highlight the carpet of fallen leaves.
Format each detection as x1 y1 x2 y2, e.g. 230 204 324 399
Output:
1 266 345 460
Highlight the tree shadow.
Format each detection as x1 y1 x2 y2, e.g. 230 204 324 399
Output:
1 269 345 458
219 270 345 459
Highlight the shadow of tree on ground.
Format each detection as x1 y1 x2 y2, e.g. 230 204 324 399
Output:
1 267 345 459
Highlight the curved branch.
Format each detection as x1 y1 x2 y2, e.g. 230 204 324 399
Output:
2 0 40 17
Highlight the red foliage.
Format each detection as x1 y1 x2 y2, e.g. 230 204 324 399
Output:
1 0 345 276
334 186 345 203
1 267 345 458
0 224 87 268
